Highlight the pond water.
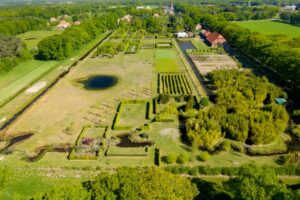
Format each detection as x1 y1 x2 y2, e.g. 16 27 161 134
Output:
78 75 118 90
117 135 153 148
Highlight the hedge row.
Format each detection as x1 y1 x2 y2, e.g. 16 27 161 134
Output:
165 164 300 176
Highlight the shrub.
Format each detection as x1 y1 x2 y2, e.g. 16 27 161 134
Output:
199 97 210 107
176 154 190 164
164 153 177 164
293 110 300 117
197 152 210 162
231 143 245 153
291 125 300 139
222 140 231 152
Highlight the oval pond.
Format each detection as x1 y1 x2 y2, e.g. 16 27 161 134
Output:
78 75 118 90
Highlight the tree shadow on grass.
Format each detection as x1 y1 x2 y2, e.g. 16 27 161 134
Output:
192 178 233 200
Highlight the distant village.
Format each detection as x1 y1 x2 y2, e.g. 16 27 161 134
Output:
48 15 80 30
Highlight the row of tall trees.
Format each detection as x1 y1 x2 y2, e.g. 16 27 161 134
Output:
280 11 300 25
200 14 300 87
32 167 199 200
38 13 119 60
0 18 45 36
186 70 288 150
30 164 300 200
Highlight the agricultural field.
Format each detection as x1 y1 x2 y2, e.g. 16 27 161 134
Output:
190 54 238 75
236 20 300 38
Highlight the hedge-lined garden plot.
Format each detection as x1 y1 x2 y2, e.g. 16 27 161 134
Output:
155 49 182 72
156 42 172 48
125 40 141 54
69 125 107 160
158 73 192 95
106 146 148 157
113 100 151 130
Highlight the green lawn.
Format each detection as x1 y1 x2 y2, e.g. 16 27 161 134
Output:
17 30 62 51
155 49 182 72
0 60 58 106
236 20 300 38
119 104 147 127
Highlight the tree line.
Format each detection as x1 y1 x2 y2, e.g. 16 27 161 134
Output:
0 18 45 36
0 35 31 72
280 11 300 25
29 164 300 200
37 13 120 60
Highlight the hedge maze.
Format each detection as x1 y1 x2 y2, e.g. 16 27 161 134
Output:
158 73 192 95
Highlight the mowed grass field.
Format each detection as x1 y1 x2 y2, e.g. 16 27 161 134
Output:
155 49 183 73
17 30 62 51
236 20 300 38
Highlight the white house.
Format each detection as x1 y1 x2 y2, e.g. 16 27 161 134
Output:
56 20 71 30
283 5 297 10
177 32 188 38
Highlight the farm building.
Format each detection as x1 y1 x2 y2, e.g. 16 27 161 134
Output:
283 5 297 10
206 32 226 48
195 24 202 31
203 30 211 37
73 21 81 26
56 20 71 30
177 32 189 38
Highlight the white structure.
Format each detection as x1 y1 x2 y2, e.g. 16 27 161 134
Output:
284 5 297 10
177 32 188 38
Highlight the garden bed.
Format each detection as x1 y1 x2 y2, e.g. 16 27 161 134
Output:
158 73 192 96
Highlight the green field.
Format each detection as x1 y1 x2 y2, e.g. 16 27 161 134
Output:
236 20 300 38
118 104 147 127
155 49 182 72
17 30 62 51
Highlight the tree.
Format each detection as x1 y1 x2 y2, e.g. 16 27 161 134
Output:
233 164 296 200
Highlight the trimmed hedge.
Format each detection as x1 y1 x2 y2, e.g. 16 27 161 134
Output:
165 164 300 176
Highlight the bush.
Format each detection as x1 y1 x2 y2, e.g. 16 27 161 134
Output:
176 154 190 164
222 140 231 152
231 143 245 153
197 152 210 162
291 125 300 139
164 153 177 164
199 97 210 107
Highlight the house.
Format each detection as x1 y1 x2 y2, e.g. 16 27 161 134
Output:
50 17 58 22
203 30 211 37
120 14 132 23
177 32 189 38
187 32 194 37
73 21 81 26
283 5 297 10
56 20 71 30
206 32 226 47
153 13 160 18
195 24 202 31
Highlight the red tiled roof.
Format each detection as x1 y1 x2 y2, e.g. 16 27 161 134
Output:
206 32 225 44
